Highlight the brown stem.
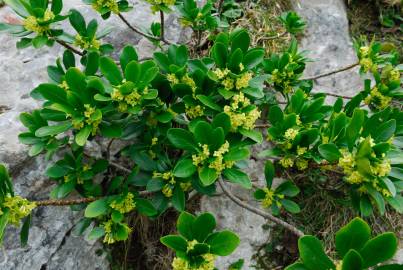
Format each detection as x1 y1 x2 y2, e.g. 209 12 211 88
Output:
118 13 166 43
260 31 287 41
34 190 154 207
218 178 304 237
55 39 84 56
160 11 165 42
304 62 359 81
312 92 354 100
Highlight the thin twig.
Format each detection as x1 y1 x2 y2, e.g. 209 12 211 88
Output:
160 11 165 42
55 39 84 56
109 161 132 174
260 31 287 41
34 190 155 206
312 92 354 99
218 178 304 237
303 62 359 81
118 13 161 41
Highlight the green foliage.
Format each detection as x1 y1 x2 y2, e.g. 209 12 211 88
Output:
285 218 401 270
161 211 240 269
0 0 401 268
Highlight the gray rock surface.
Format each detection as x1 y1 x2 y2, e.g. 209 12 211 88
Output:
294 0 363 99
0 1 188 269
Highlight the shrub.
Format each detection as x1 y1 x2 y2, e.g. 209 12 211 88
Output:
0 0 402 268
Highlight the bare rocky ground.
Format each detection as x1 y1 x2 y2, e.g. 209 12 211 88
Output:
0 0 401 269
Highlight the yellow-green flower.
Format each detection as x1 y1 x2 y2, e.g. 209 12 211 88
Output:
185 105 204 119
224 93 260 130
284 128 298 141
110 193 136 214
23 10 55 34
279 157 294 168
92 0 119 14
235 72 252 90
74 34 101 50
2 196 36 226
261 187 275 208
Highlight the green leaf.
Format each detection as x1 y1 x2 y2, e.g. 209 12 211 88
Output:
375 119 396 142
100 123 122 138
264 160 275 187
360 196 373 217
197 95 221 111
20 214 31 247
167 128 198 152
192 212 216 242
239 128 263 143
199 166 218 186
51 0 63 14
35 122 72 137
231 30 250 53
276 181 299 197
222 168 252 189
281 199 300 213
177 211 195 240
207 230 240 256
172 187 185 211
335 217 371 257
120 45 138 71
75 125 92 146
224 148 250 162
360 232 398 268
386 195 403 213
342 249 363 270
211 42 227 68
173 159 196 178
298 235 335 270
135 198 158 216
375 264 403 270
84 199 108 218
318 143 342 162
36 83 67 104
0 209 9 244
269 105 283 124
87 227 105 240
99 56 123 85
243 48 265 69
46 164 69 178
346 109 365 150
285 262 309 270
160 235 188 252
69 9 86 35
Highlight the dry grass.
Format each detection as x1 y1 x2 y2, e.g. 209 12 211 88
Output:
232 0 293 54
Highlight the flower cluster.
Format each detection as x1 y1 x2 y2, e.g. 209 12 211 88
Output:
223 93 260 131
185 104 204 119
23 10 55 35
192 141 234 173
364 87 392 110
72 104 102 135
167 73 197 97
260 187 285 208
213 68 252 91
92 0 119 14
153 171 176 197
74 34 101 50
338 146 392 197
1 195 36 226
111 88 143 112
110 193 136 214
102 219 132 244
172 254 216 270
145 0 176 13
358 46 376 73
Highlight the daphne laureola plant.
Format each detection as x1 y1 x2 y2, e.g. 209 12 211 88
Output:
0 0 402 269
